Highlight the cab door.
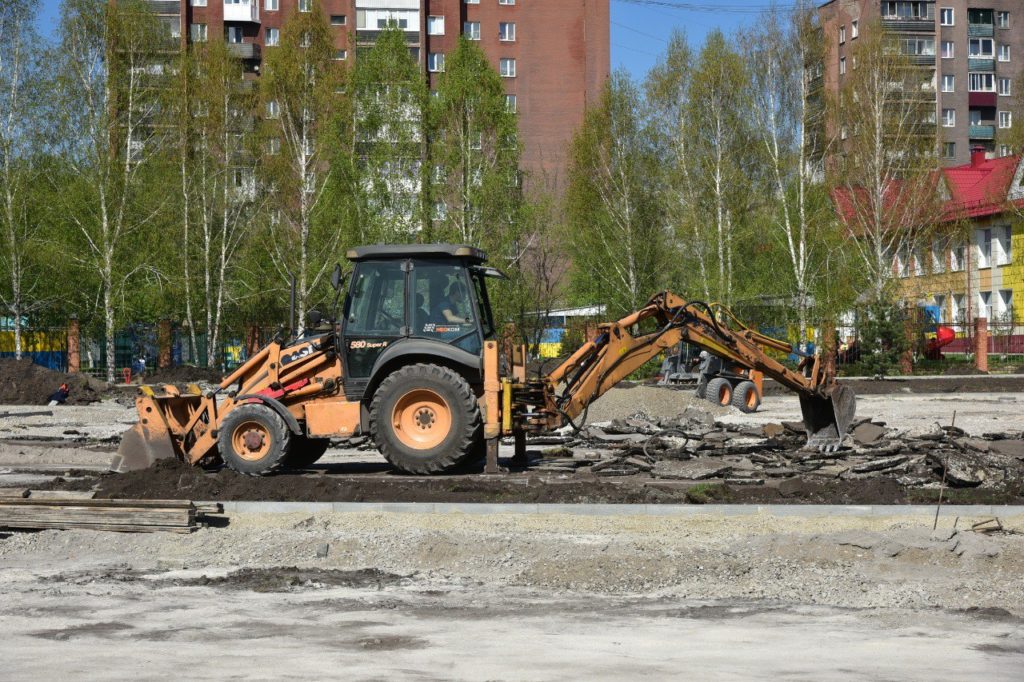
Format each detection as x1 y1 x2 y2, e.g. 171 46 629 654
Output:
340 259 407 398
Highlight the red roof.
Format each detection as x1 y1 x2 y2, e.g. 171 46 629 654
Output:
941 154 1020 220
832 153 1024 226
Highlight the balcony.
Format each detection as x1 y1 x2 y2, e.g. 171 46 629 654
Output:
968 23 994 37
968 57 995 71
907 54 936 66
881 18 934 32
146 0 181 15
227 42 261 60
223 1 259 23
355 29 420 45
969 124 995 139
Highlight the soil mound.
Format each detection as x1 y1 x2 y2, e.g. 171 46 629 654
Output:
0 358 109 405
145 365 223 384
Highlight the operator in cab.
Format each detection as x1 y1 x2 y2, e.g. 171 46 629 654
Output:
433 282 473 325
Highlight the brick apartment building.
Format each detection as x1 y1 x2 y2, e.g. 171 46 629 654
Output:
147 0 610 191
819 1 1024 166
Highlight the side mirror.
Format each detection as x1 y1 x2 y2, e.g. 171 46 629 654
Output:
331 264 343 292
307 309 323 327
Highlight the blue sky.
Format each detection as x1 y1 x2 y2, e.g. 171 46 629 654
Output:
34 0 779 81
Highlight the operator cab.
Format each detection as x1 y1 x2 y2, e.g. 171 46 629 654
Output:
339 244 503 399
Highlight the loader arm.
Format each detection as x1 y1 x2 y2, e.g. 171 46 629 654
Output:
542 292 855 450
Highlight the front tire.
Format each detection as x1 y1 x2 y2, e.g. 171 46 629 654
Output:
731 380 760 413
218 404 291 476
370 363 482 474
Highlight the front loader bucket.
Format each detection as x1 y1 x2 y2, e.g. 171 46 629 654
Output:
109 421 179 473
799 383 857 452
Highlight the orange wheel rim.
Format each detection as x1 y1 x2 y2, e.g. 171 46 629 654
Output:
746 390 757 409
718 385 731 405
392 389 452 450
231 420 272 461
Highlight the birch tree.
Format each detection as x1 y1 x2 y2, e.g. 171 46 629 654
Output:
828 23 940 299
430 37 521 250
565 73 666 316
168 42 260 367
0 0 46 359
261 3 343 322
51 0 169 381
340 27 427 244
644 31 709 299
744 4 832 335
686 30 755 306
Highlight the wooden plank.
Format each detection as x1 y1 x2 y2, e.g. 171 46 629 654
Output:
0 488 30 499
27 490 97 500
0 496 203 533
0 498 194 509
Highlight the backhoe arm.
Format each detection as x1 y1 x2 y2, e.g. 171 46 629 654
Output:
542 292 856 450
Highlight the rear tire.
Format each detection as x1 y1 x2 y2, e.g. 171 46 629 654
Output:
218 404 291 476
731 380 760 413
370 363 482 475
706 377 733 407
285 436 330 469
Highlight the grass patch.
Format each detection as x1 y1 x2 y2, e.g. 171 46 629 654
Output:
685 483 731 504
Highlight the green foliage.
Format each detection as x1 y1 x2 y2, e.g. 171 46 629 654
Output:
858 297 910 379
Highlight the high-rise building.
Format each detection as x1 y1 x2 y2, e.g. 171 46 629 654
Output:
152 0 609 191
818 1 1023 166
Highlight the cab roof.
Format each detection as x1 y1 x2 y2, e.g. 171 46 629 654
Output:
346 244 487 263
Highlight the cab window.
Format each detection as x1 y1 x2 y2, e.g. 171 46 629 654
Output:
345 261 406 336
411 261 481 354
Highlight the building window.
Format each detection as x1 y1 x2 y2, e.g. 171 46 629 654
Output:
997 11 1010 28
998 290 1013 317
978 228 992 268
943 141 955 158
969 38 994 57
969 72 995 92
267 138 281 155
999 78 1012 96
941 75 954 92
940 8 954 26
465 0 480 4
191 0 206 6
264 0 277 10
851 20 858 39
300 31 311 48
464 21 480 40
427 52 445 72
505 94 517 112
499 58 516 78
266 100 280 119
979 291 993 319
931 242 945 274
997 226 1012 264
950 242 965 271
427 16 444 35
499 22 515 42
330 15 346 25
999 111 1012 128
298 0 311 12
334 49 347 60
942 108 956 127
999 44 1010 62
226 25 243 44
1000 144 1012 157
498 0 515 5
190 23 207 42
941 41 954 58
266 27 279 46
839 25 845 44
839 57 846 75
840 125 848 140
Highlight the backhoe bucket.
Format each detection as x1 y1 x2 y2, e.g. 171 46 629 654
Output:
110 420 178 473
109 388 203 472
799 383 857 452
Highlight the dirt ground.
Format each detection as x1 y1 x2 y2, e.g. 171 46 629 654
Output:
0 358 110 406
1 510 1022 680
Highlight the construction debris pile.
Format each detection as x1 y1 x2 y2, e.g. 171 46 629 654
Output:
530 408 1024 489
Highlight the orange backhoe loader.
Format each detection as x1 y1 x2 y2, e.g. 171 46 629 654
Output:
112 244 856 476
